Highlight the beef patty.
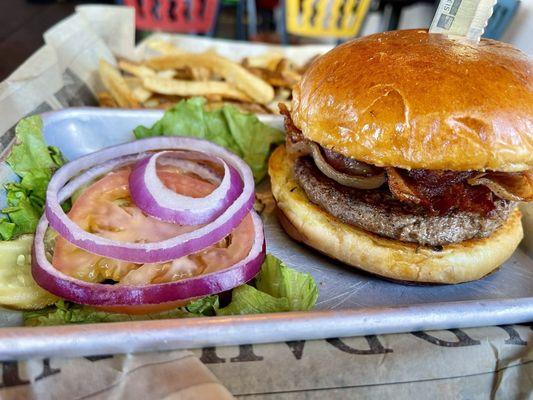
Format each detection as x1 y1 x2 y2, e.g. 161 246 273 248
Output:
294 157 516 246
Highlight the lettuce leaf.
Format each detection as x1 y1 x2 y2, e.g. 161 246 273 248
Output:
133 97 284 182
0 219 15 240
255 254 318 311
184 295 219 316
23 255 318 326
6 117 57 175
217 254 317 315
24 296 220 326
217 285 289 316
2 116 66 240
2 183 42 237
23 300 194 327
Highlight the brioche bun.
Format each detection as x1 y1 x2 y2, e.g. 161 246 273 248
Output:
269 146 524 283
291 30 533 172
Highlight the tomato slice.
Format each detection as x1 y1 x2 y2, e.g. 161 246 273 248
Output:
52 165 254 313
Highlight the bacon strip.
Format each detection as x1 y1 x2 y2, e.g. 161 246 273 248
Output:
385 168 497 215
385 167 424 205
279 103 312 158
469 171 533 202
387 168 532 216
279 103 303 143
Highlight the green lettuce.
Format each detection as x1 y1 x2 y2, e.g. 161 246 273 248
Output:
6 117 57 174
216 285 290 316
23 255 318 326
2 116 66 240
23 300 193 327
24 296 221 327
184 295 219 316
0 219 15 240
133 97 284 182
256 254 318 311
217 254 317 315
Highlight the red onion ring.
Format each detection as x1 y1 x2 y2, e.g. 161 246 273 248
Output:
159 158 221 184
32 212 265 306
62 153 148 196
129 151 243 225
63 152 221 199
45 137 255 263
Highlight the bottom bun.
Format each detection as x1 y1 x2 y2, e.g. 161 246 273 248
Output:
269 145 524 284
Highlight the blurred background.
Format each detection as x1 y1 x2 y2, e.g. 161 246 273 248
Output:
1 0 531 79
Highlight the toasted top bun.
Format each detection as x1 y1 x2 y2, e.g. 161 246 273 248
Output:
291 29 533 172
269 145 524 283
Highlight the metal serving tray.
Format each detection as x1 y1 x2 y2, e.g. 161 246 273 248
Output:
0 108 532 360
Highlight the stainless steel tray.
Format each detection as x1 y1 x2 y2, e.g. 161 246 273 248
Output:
1 108 532 360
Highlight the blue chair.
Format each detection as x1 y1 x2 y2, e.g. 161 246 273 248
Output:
483 0 520 40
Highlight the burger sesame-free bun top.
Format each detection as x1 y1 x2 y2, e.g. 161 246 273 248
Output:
291 29 533 172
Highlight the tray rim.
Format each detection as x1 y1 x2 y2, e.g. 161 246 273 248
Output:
1 297 532 360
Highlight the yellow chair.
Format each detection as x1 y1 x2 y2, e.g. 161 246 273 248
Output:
285 0 372 39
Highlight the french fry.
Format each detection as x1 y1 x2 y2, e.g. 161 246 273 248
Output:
243 52 284 71
157 69 177 79
244 58 301 88
275 87 292 101
98 60 139 108
145 40 186 55
277 59 301 85
124 77 153 103
145 53 275 104
142 93 183 109
97 91 118 108
142 75 251 102
245 66 289 88
118 60 156 78
143 98 161 108
97 44 316 114
155 67 197 80
205 100 269 114
146 40 217 59
143 98 177 109
190 66 211 81
202 48 219 57
203 94 223 102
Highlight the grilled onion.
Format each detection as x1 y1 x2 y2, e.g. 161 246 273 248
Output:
321 146 377 175
310 142 385 189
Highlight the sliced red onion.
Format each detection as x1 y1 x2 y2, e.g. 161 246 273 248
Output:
61 153 148 197
45 137 255 263
32 212 265 306
62 152 221 198
159 158 221 184
129 151 242 225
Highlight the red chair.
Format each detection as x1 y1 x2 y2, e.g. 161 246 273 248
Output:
123 0 220 34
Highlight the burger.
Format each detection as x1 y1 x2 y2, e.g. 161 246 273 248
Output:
268 29 533 284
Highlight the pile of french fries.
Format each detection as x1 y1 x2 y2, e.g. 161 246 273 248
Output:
97 40 314 114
